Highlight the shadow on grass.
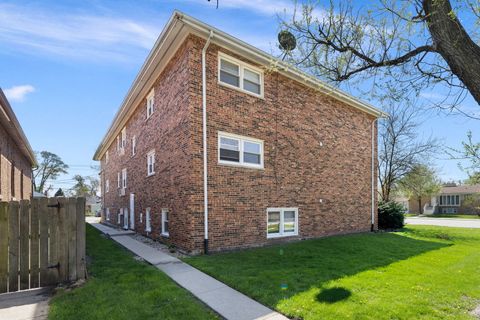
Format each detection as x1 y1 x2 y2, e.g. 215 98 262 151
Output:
185 232 450 307
316 287 351 303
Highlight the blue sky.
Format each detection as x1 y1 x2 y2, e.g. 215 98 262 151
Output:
0 0 478 193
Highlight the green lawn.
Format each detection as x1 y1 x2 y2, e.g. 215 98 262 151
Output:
185 226 480 320
48 225 217 320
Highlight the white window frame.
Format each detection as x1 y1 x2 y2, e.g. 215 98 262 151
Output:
117 172 121 188
218 132 263 169
145 207 151 232
132 136 136 156
116 136 120 152
105 151 109 164
161 208 169 237
218 53 264 98
147 150 155 176
106 208 110 221
117 208 122 224
146 89 155 119
140 211 143 223
121 127 127 149
105 179 109 193
121 168 127 189
266 208 299 239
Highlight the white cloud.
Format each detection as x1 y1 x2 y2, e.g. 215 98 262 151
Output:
3 85 35 102
207 0 294 16
0 4 161 62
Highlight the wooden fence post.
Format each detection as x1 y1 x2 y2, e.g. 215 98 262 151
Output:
8 201 19 292
76 197 86 280
47 197 59 285
30 199 40 288
67 198 77 281
39 197 49 287
0 202 8 293
19 200 30 290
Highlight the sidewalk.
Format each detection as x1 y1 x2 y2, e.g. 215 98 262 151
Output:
87 219 288 320
0 287 52 320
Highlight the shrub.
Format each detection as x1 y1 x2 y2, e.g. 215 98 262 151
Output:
378 201 405 229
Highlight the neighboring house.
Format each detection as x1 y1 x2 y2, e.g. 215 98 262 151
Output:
86 195 102 216
430 185 480 214
398 184 480 215
0 88 36 201
93 12 384 254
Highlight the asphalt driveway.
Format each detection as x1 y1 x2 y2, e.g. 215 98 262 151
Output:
405 217 480 228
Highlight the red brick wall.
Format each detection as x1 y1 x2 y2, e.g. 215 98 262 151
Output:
0 122 33 201
187 36 378 252
101 38 198 251
100 34 378 254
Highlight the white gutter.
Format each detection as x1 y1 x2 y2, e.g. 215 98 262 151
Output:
371 118 376 230
202 30 214 254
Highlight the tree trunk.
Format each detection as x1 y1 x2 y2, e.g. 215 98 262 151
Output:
418 197 423 215
423 0 480 104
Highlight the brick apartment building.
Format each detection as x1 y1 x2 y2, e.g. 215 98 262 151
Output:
94 12 384 254
0 88 36 201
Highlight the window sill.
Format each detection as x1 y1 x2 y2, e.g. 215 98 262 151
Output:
147 172 155 177
218 81 264 100
218 161 264 170
267 232 298 239
161 233 170 238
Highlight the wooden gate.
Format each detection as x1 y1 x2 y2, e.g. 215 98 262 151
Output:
0 197 86 293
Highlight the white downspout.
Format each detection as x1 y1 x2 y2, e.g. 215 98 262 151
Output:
202 31 214 254
371 118 377 231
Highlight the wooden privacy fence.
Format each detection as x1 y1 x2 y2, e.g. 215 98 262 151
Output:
0 197 86 294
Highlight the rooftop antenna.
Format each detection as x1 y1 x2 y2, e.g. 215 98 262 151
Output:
278 30 296 61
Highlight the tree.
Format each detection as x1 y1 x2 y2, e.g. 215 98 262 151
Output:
280 0 480 115
399 164 441 214
54 188 65 197
378 101 438 201
462 193 480 216
71 175 90 197
33 151 69 193
71 175 99 197
448 131 480 182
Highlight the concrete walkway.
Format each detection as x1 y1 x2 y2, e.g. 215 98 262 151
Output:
405 217 480 228
0 287 52 320
88 220 288 320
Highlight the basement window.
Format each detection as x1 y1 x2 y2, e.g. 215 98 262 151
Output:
267 208 298 238
218 53 263 97
218 132 263 168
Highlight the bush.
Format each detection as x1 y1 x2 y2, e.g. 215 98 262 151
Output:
378 201 405 229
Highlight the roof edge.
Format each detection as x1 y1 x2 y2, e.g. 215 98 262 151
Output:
0 89 37 167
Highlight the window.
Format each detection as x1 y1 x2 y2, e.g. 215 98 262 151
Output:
145 208 151 232
147 150 155 176
106 151 109 164
117 209 122 224
105 179 110 193
121 127 127 150
116 136 120 152
121 168 127 189
146 89 154 119
161 209 169 236
218 132 263 168
117 172 121 188
132 136 136 156
267 208 298 238
218 54 263 96
140 211 143 223
439 195 460 206
106 208 110 221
